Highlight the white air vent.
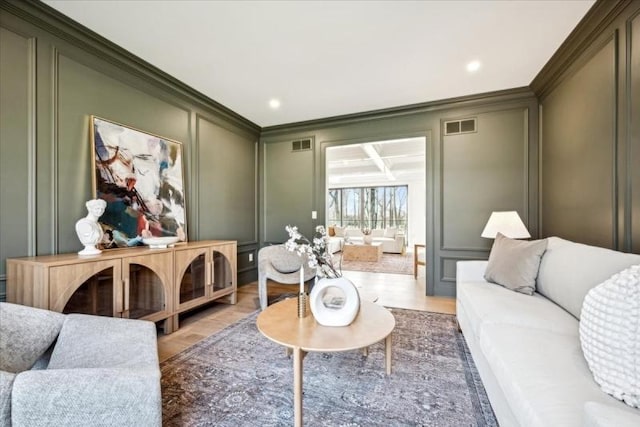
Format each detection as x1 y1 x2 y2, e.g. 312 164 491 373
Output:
292 138 312 151
444 118 477 135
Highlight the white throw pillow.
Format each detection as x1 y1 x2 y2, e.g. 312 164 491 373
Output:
334 226 345 237
384 227 397 238
579 265 640 408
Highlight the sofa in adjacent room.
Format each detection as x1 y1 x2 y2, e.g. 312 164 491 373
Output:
0 302 162 426
327 225 405 254
456 236 640 427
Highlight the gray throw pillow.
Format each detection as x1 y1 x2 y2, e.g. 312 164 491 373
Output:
484 233 548 295
0 303 65 373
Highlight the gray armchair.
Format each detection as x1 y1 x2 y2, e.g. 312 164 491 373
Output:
258 245 316 310
0 302 161 426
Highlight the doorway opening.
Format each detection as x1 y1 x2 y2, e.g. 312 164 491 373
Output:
324 137 426 281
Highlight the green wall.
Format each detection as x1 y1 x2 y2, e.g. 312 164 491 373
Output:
533 0 640 252
261 93 538 297
0 1 261 300
262 138 315 244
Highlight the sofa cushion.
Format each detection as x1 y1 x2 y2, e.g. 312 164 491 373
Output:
583 402 640 427
346 227 363 237
579 265 640 408
479 323 638 427
48 314 158 370
384 227 397 238
484 233 547 295
334 226 345 237
536 237 640 319
0 302 66 373
371 228 384 237
457 280 578 340
0 371 15 425
12 367 162 426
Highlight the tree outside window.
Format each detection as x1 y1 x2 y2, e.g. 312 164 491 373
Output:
327 185 408 233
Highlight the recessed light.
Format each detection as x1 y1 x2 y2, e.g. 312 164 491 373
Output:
269 99 281 109
466 60 481 73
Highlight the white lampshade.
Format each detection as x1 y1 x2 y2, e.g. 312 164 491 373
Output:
481 211 531 239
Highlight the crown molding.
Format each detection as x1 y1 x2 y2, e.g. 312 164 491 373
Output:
1 0 261 134
261 87 536 136
530 0 633 99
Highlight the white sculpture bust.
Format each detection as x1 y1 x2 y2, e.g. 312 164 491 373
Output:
76 198 107 255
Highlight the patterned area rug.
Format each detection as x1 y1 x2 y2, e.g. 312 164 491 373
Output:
334 252 414 275
161 307 497 426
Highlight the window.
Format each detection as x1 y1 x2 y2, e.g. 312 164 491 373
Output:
327 185 408 232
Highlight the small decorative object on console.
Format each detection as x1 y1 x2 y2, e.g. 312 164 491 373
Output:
75 198 107 256
142 236 180 249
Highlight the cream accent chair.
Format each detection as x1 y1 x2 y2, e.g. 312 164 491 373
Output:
258 245 316 310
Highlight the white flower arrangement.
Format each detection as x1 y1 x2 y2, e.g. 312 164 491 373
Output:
285 225 342 278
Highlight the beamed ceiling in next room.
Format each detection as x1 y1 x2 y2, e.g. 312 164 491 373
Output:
327 138 426 187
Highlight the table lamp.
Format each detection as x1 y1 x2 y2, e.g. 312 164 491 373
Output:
481 211 530 239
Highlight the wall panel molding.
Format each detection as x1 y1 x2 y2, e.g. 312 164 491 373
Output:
51 46 60 253
628 8 640 252
27 35 37 255
440 106 531 252
539 32 619 248
196 114 258 246
0 26 37 300
440 255 486 283
611 30 620 249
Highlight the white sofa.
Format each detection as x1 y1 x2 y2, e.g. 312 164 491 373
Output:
456 237 640 427
327 226 404 254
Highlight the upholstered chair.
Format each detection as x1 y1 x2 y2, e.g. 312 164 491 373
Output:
0 302 161 426
258 245 316 310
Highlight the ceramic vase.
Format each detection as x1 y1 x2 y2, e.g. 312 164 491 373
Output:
309 276 360 327
363 235 373 245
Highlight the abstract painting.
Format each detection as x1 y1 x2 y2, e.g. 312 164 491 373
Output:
90 116 187 248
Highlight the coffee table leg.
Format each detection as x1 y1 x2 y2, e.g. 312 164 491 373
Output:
385 334 392 375
293 347 303 427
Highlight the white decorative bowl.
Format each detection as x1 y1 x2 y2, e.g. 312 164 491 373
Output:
309 277 360 327
142 236 180 249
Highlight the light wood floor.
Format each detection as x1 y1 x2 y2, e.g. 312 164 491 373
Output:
157 269 455 362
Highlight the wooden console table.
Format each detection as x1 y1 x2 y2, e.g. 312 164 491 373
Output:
6 240 237 334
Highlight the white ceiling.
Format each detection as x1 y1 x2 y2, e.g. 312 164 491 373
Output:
44 0 595 128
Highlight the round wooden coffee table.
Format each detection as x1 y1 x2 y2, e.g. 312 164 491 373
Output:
256 298 395 427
